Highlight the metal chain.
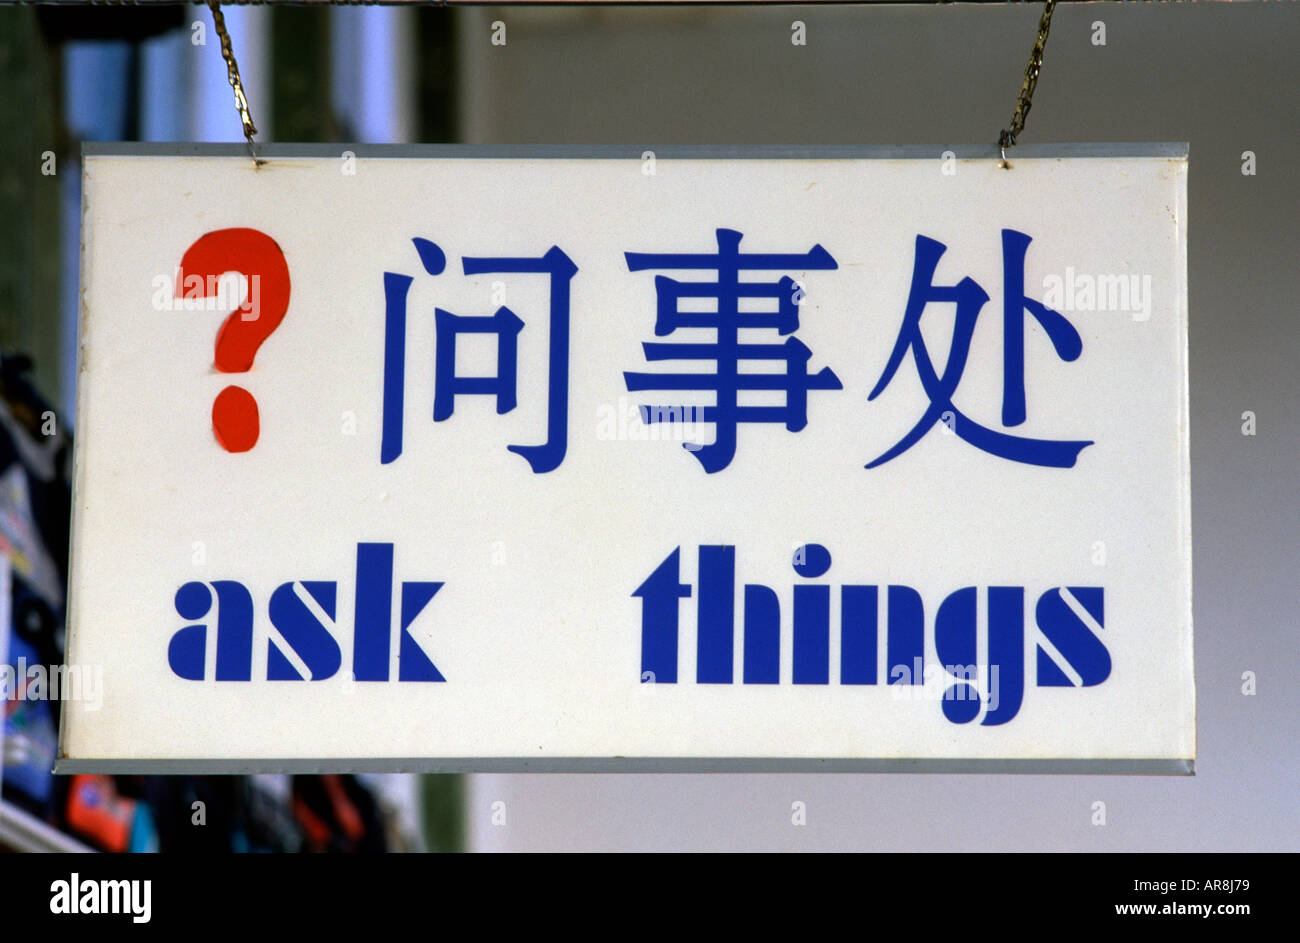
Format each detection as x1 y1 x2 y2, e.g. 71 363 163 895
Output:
207 0 263 166
999 0 1057 167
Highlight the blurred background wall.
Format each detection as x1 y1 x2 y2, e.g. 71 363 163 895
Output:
0 1 1294 851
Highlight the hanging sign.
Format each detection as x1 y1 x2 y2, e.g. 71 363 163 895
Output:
60 144 1193 772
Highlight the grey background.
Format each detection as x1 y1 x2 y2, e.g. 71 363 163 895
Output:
455 2 1298 851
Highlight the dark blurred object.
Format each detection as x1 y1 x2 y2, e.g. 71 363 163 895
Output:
236 777 304 853
64 774 158 852
0 354 72 591
128 776 241 853
0 352 71 821
416 7 457 143
293 775 387 853
38 5 186 44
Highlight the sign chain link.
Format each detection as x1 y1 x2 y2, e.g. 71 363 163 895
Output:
999 0 1057 168
207 0 264 167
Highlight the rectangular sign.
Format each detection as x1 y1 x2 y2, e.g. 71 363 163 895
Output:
60 144 1193 773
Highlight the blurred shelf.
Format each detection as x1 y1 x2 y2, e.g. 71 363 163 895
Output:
0 799 95 853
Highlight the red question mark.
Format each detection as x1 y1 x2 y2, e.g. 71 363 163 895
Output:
176 228 290 452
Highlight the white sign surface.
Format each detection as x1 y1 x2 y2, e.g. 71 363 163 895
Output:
61 146 1193 772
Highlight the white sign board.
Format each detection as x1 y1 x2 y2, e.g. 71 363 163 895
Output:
61 145 1193 772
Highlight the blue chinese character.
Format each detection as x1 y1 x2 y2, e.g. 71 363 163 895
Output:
624 228 842 473
867 229 1093 469
381 238 577 473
